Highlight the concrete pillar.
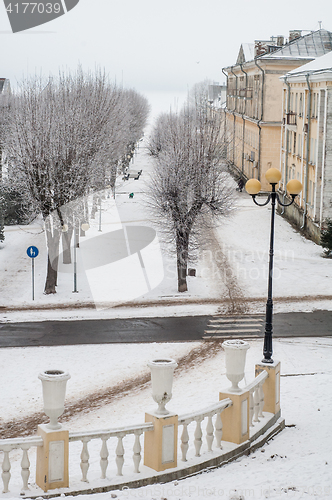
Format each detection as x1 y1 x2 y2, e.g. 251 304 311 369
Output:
36 424 69 492
144 412 178 471
255 360 281 414
219 389 250 444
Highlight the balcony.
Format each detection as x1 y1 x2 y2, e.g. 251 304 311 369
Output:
286 112 297 126
238 88 253 99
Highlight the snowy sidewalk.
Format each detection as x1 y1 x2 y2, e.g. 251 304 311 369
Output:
1 337 332 499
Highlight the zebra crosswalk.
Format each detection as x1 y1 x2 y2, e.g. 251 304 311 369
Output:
203 315 264 340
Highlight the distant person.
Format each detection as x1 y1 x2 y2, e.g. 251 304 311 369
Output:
237 178 245 192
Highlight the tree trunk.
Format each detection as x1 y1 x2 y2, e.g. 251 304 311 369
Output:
91 193 98 219
62 228 73 264
44 252 58 294
176 231 189 292
44 224 60 294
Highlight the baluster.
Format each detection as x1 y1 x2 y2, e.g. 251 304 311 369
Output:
194 418 203 457
215 413 223 448
133 432 142 473
20 445 30 490
258 382 265 418
100 437 109 479
80 438 90 482
115 435 125 476
181 422 189 462
253 387 260 422
206 416 214 452
180 423 189 461
2 449 11 493
249 389 254 427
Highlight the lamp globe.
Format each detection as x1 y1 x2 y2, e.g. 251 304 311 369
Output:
245 178 261 195
286 179 302 196
265 168 282 184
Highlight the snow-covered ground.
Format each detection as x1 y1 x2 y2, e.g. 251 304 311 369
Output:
1 338 332 499
1 133 332 499
1 140 332 322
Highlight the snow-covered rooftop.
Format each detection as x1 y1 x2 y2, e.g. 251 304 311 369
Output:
260 29 332 60
285 50 332 76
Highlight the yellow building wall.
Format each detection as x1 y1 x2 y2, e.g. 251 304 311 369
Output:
260 125 282 190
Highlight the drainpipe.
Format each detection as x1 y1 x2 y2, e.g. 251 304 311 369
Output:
281 76 291 214
230 66 238 165
222 68 228 154
255 58 265 181
222 67 228 108
240 63 248 175
301 73 312 229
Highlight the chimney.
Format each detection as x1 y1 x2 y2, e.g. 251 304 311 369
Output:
289 30 302 42
254 40 270 57
276 35 284 46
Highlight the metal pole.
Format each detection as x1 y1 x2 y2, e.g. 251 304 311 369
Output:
263 183 276 363
73 218 78 293
32 258 35 300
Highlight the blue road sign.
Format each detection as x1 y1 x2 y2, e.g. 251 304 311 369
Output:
27 246 39 258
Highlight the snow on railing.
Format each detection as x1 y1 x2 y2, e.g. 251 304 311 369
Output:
178 398 233 461
245 370 268 427
68 422 154 482
0 436 43 493
0 364 279 496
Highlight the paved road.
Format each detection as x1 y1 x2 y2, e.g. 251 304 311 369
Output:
0 310 331 347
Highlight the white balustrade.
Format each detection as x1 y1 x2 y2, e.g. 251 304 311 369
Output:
0 436 43 493
246 370 268 428
69 422 153 483
178 399 232 462
0 368 273 496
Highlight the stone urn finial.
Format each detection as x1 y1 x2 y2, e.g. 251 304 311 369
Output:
148 358 177 415
222 340 250 392
38 370 71 429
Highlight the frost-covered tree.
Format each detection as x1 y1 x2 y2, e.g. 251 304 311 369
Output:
147 84 234 292
4 69 148 294
321 219 332 258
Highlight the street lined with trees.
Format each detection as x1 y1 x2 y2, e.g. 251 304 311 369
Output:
147 83 233 292
2 68 149 293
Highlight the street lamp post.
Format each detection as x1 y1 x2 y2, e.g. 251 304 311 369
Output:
245 168 302 364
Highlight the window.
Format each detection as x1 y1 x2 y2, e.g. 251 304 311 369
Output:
298 134 302 157
299 93 303 117
293 132 297 155
310 138 317 164
289 164 296 180
311 93 316 118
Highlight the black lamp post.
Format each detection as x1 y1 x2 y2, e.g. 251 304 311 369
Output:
245 168 302 364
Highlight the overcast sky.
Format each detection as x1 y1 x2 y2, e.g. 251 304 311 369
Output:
1 0 331 116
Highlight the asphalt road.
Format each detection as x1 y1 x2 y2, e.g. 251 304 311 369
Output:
0 310 331 347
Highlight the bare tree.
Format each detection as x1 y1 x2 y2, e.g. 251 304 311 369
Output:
4 69 139 294
147 84 234 292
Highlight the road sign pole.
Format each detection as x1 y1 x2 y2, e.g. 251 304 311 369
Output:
73 219 78 293
32 257 35 300
27 246 39 301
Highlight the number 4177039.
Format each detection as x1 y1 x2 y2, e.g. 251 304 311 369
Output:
5 3 62 14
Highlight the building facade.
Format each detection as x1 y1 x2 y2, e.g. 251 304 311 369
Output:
223 29 332 191
280 52 332 242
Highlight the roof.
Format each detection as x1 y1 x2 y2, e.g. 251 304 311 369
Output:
260 29 332 60
281 51 332 82
0 78 10 94
236 43 255 65
286 51 332 74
